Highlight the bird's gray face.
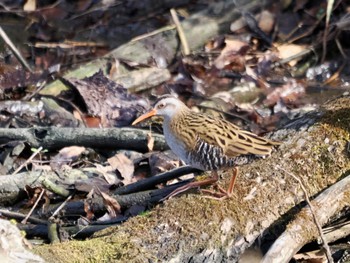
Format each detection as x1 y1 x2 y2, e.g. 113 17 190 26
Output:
132 96 185 125
153 97 182 119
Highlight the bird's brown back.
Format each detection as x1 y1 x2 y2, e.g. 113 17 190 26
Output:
170 110 279 162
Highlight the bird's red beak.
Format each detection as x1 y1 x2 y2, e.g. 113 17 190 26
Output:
132 109 157 125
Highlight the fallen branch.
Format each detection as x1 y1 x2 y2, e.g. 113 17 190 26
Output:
12 146 43 176
262 172 350 263
323 221 350 243
0 210 47 225
0 170 87 205
0 127 167 151
113 165 199 195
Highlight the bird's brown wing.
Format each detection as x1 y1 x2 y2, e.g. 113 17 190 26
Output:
193 114 280 158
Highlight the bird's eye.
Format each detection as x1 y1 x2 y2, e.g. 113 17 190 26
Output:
158 103 165 109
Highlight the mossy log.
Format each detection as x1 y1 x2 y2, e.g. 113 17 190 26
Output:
33 96 350 262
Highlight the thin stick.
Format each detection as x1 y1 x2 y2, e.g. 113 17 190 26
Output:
113 165 199 195
131 25 176 42
170 8 190 55
278 167 333 263
21 188 45 224
322 0 335 63
49 194 73 220
0 209 47 225
0 26 33 73
12 146 43 176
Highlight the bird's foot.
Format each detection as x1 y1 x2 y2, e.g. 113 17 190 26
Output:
201 185 232 200
161 168 238 201
200 167 238 200
162 174 219 200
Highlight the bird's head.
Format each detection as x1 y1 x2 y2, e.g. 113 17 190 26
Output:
132 95 187 125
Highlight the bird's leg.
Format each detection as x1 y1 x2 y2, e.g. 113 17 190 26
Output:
164 172 219 200
201 167 238 200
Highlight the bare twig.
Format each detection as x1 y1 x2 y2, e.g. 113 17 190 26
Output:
49 194 73 221
21 189 45 224
277 167 333 263
131 25 176 42
0 26 33 73
12 146 43 176
170 8 190 55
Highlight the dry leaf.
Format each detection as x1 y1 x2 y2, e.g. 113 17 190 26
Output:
100 191 121 218
75 178 111 193
214 39 249 70
107 153 134 185
56 146 85 160
276 44 306 66
66 71 149 127
149 151 180 176
24 0 36 11
94 164 119 185
84 197 95 220
147 132 154 151
51 146 86 170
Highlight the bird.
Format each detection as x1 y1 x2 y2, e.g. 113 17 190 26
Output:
132 95 280 199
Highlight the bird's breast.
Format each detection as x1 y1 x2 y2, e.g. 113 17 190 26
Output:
163 122 193 164
162 121 230 170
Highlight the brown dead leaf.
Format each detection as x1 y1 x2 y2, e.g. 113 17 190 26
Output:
214 39 249 70
107 153 134 185
94 163 119 185
149 151 180 176
204 36 225 52
51 146 85 170
84 196 95 221
23 0 36 11
24 185 48 208
276 44 306 66
58 146 85 159
66 71 149 127
83 116 101 128
147 132 154 151
75 177 112 193
99 191 121 218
